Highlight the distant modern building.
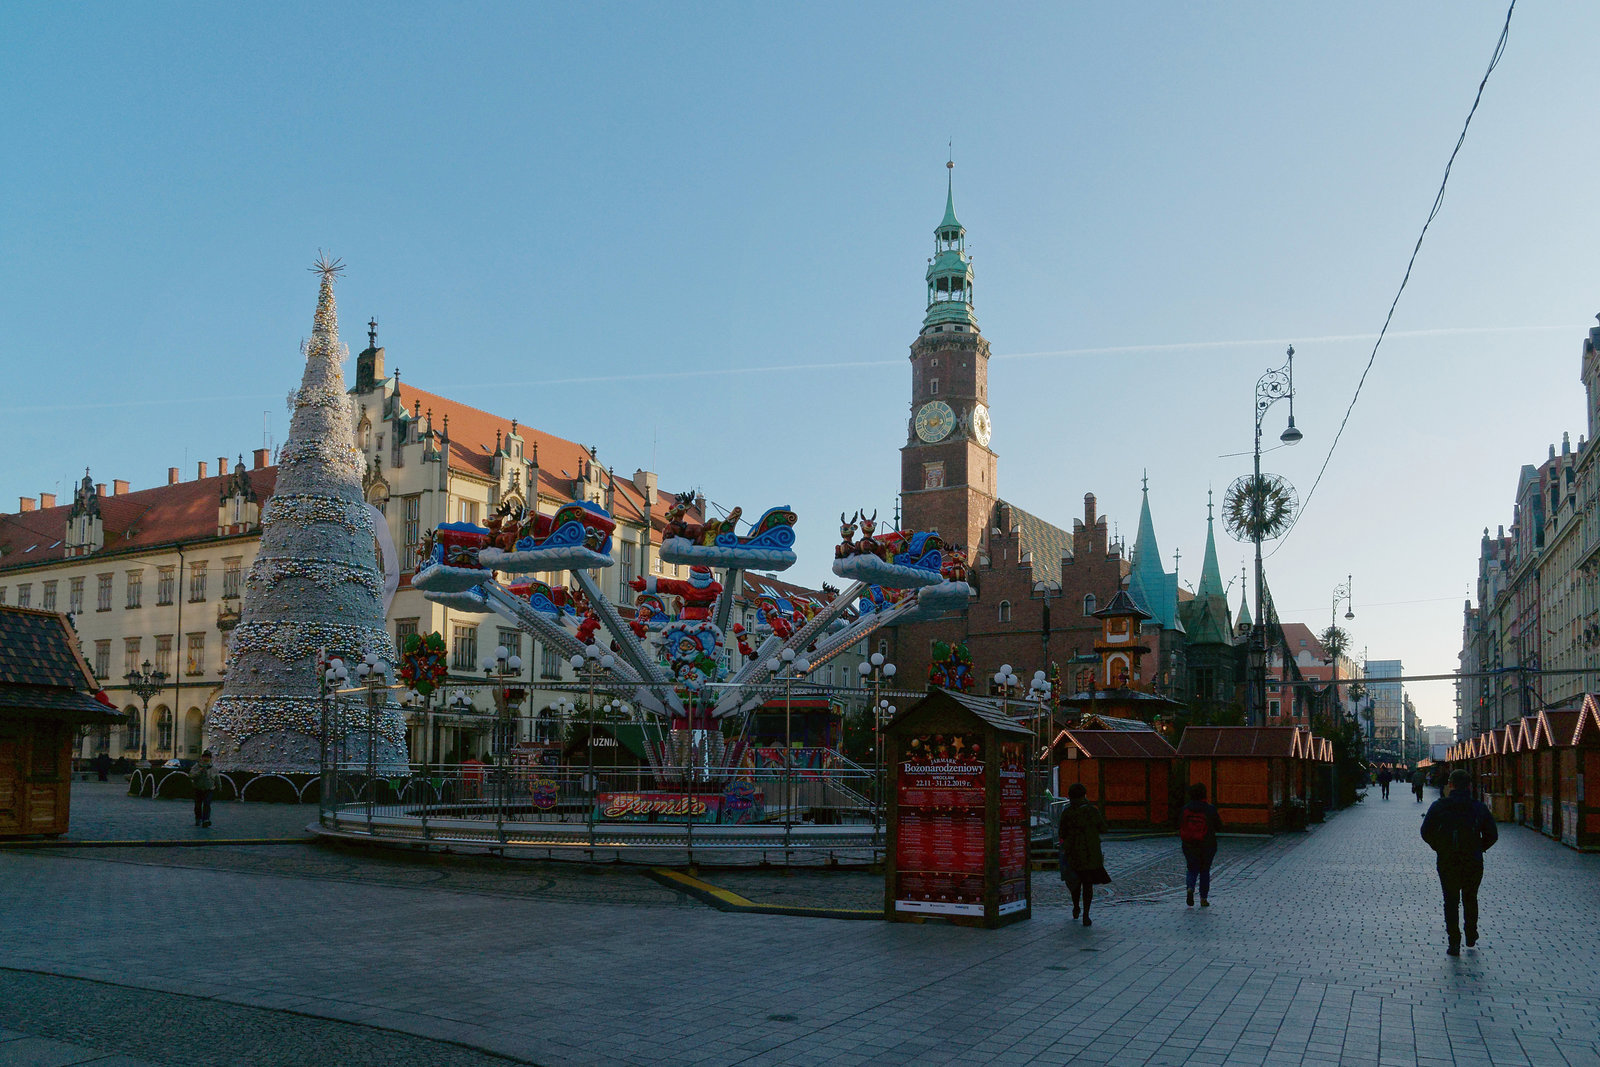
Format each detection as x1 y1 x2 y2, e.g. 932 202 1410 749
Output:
1364 659 1404 762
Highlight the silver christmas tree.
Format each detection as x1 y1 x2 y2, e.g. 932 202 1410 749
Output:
209 256 406 772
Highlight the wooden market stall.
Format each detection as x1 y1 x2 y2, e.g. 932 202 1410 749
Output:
1531 708 1581 842
1513 716 1542 826
1566 696 1600 850
1175 726 1314 833
1048 723 1178 830
0 607 124 838
884 689 1033 928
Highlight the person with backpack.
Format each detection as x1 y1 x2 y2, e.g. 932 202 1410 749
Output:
1178 781 1224 907
1420 768 1498 956
1058 782 1111 927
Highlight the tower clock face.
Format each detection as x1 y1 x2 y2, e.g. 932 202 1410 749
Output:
972 404 992 447
915 401 956 443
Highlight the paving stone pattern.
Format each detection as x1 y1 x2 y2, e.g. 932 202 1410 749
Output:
3 789 1597 1066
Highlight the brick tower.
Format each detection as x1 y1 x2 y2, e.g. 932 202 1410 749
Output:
899 161 998 562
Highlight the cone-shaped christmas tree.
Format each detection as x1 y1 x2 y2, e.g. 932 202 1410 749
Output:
209 257 406 773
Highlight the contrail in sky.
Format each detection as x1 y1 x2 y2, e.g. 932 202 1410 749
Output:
2 324 1580 412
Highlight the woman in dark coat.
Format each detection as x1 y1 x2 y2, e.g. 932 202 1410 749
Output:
1058 782 1111 926
1177 781 1223 907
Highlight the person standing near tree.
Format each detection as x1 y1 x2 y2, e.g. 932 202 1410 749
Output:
1177 782 1224 907
189 750 218 828
1421 768 1498 956
1058 782 1111 927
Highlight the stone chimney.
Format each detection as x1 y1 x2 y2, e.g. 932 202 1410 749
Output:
168 467 181 485
113 480 129 495
1084 492 1097 527
218 457 229 477
18 497 35 512
39 493 56 509
253 448 270 469
197 461 209 480
96 483 107 497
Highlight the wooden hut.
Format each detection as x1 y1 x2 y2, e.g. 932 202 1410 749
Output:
1531 708 1581 841
0 607 123 838
1513 716 1542 826
1474 728 1506 820
1566 696 1600 850
1048 723 1177 829
1175 726 1313 833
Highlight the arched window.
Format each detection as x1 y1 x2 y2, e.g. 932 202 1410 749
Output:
998 600 1011 623
123 706 141 752
1083 593 1096 616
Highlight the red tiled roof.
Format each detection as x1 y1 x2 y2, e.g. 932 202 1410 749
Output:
1052 728 1177 759
1278 622 1327 661
1175 726 1304 758
398 385 688 532
0 469 275 573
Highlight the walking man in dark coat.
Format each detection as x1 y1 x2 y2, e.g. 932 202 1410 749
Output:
1421 768 1498 956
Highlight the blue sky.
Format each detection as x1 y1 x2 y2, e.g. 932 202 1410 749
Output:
5 2 1597 727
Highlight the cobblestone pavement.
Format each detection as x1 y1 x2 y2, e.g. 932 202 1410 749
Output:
0 969 529 1066
4 791 1598 1066
11 780 314 843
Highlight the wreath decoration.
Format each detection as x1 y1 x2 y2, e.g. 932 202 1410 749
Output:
398 632 449 695
1223 473 1297 543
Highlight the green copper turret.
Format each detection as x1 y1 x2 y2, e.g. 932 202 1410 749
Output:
923 162 978 330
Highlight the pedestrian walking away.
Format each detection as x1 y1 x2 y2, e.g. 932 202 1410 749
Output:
1377 766 1392 800
1411 770 1425 802
90 751 112 782
1058 782 1111 927
1177 781 1224 907
1420 767 1498 956
189 749 218 828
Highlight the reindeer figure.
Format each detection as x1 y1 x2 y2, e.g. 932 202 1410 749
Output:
856 509 889 560
661 493 695 542
835 510 859 559
487 501 527 551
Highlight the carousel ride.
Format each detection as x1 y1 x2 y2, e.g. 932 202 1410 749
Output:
329 497 974 854
411 499 970 782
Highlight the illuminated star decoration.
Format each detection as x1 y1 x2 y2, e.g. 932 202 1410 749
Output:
310 251 345 282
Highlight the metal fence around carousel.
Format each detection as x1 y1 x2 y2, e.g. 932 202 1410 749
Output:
315 750 886 861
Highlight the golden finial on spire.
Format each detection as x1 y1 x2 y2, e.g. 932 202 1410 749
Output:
310 251 345 283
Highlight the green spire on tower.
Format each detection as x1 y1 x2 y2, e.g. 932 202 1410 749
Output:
923 158 977 329
1196 489 1226 599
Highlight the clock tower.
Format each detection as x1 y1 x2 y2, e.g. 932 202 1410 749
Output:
900 163 998 560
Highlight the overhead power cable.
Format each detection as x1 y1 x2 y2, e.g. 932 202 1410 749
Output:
1269 0 1516 558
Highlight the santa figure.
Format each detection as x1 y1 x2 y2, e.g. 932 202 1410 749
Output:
630 566 721 621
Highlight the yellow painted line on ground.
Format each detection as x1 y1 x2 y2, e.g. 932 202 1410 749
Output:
649 868 882 918
651 868 758 908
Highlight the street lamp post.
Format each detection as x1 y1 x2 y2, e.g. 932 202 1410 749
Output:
767 647 811 856
482 644 524 826
1326 576 1355 728
352 650 394 834
1248 346 1304 725
858 653 896 839
316 651 349 816
569 642 616 834
124 660 168 764
993 664 1019 717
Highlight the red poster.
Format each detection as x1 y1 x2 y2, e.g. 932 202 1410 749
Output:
895 733 988 915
